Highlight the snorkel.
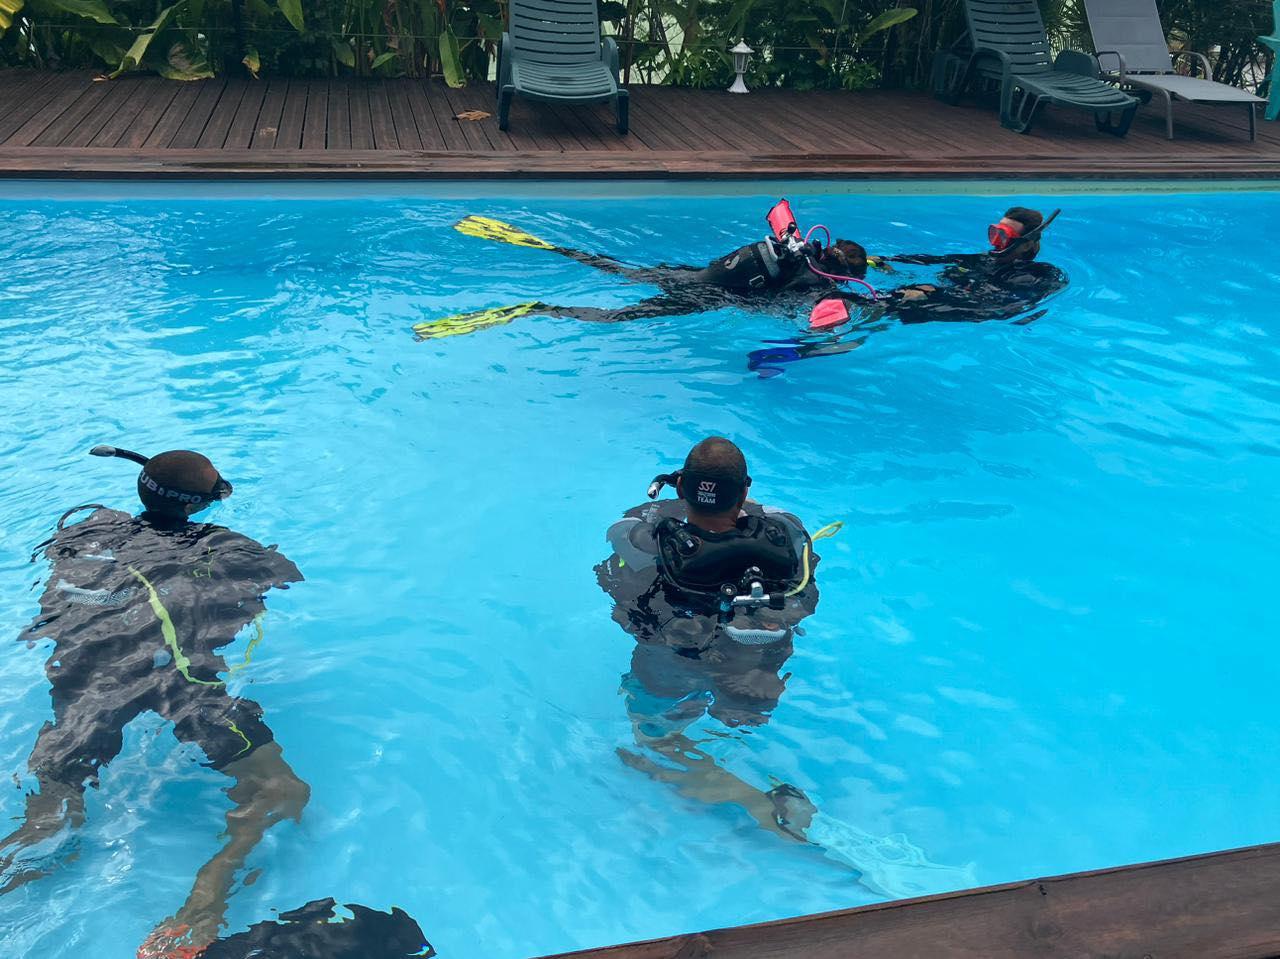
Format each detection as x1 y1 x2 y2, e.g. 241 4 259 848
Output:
765 199 880 299
989 208 1061 257
90 445 233 516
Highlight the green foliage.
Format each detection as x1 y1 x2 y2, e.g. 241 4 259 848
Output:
0 0 1270 93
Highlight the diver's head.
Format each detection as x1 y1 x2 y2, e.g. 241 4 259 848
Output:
988 207 1044 260
676 437 751 531
90 445 232 520
820 239 869 279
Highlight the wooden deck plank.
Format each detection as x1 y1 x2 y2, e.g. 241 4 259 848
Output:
0 71 1277 180
300 80 328 150
537 841 1280 959
137 81 196 149
225 79 269 149
419 80 472 152
251 79 289 149
55 78 135 148
169 80 229 149
366 81 399 150
385 80 424 152
348 81 375 150
197 80 248 149
403 80 448 151
271 80 307 150
89 78 160 148
439 84 494 152
2 75 89 146
326 80 351 149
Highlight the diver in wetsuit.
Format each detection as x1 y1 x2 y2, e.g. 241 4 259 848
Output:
748 207 1068 373
0 447 309 958
595 437 828 843
597 439 982 897
413 204 870 339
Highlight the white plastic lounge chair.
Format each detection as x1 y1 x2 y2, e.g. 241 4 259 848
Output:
1083 0 1264 140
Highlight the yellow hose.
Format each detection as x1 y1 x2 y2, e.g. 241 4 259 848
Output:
785 521 843 597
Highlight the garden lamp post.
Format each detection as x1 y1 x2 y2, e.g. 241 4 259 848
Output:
729 41 753 94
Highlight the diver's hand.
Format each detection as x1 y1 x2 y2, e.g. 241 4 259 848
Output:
136 921 213 959
899 284 937 301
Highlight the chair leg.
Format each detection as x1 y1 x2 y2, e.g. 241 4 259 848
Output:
1161 89 1174 139
1268 68 1280 121
1249 102 1257 141
1001 87 1039 134
616 90 629 135
497 85 513 131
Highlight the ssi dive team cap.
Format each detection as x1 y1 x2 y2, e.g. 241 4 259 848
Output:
90 445 233 514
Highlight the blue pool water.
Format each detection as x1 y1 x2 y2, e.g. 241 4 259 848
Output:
0 184 1278 958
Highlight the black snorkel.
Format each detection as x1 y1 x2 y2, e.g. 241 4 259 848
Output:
647 470 682 500
90 444 233 510
90 445 149 467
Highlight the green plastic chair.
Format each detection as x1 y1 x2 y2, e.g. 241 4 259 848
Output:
497 0 629 134
1261 0 1280 122
933 0 1139 136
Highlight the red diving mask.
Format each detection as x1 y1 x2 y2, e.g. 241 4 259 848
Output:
987 221 1021 251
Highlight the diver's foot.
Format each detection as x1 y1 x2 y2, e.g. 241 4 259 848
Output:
412 302 542 340
137 922 213 959
747 346 803 377
767 783 819 842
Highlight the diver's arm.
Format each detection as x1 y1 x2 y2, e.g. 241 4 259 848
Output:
882 253 983 267
618 736 808 843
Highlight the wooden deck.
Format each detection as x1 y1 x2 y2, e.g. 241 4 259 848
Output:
538 841 1280 959
1 69 1278 179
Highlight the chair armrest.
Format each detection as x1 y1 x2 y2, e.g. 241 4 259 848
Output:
602 36 620 77
1055 49 1099 78
1170 49 1213 81
499 32 513 86
1094 50 1128 82
969 45 1014 76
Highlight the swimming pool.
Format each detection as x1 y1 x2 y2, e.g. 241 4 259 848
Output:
0 183 1277 958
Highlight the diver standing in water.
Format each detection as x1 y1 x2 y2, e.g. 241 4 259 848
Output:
596 439 975 897
413 202 871 338
596 437 830 842
0 447 309 958
749 207 1067 373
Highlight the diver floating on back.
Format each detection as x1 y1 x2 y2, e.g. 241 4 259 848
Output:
412 201 872 339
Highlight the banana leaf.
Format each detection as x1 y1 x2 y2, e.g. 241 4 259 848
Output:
277 0 303 32
111 1 185 77
30 0 115 24
439 27 463 86
159 40 214 80
333 38 356 67
856 7 917 46
0 0 22 36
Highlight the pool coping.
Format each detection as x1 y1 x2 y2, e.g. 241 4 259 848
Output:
2 177 1279 200
534 840 1280 959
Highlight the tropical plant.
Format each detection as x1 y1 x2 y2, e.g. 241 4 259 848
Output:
0 0 1272 93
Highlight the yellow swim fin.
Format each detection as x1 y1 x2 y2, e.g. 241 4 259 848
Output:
454 215 556 251
413 302 541 341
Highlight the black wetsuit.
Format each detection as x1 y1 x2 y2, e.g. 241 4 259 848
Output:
201 897 433 959
748 253 1067 372
595 499 820 732
878 253 1067 325
535 240 833 324
19 506 301 791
